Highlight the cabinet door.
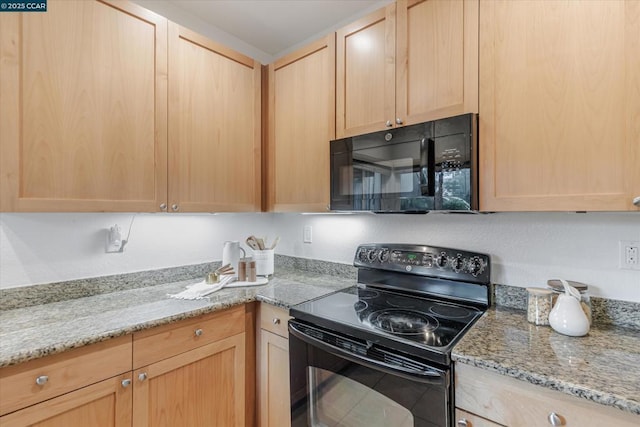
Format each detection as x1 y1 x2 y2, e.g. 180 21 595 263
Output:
133 333 246 427
0 0 168 212
168 24 261 213
479 0 640 211
259 330 290 427
396 0 478 125
336 4 396 138
0 374 132 427
267 35 335 212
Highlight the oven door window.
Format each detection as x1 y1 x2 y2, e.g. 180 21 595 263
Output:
307 366 413 427
290 322 450 427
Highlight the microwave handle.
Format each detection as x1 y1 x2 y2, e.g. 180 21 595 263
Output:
289 321 446 384
420 138 435 196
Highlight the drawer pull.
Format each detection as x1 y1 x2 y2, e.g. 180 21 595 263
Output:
138 372 148 382
457 419 469 427
272 318 281 325
35 375 48 386
121 379 132 388
548 412 565 426
194 328 203 337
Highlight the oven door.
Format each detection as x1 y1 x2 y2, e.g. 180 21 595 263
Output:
289 320 451 427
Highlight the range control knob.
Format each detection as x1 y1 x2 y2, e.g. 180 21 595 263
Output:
468 256 485 276
367 249 378 263
452 255 464 272
435 253 448 268
358 248 369 263
378 248 390 263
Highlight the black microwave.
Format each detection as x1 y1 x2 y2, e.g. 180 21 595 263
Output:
330 113 478 213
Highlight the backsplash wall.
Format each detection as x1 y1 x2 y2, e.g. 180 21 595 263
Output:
1 212 639 302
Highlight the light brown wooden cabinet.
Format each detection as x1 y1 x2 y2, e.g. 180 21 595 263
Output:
0 0 261 213
478 0 640 212
168 24 262 213
132 305 250 426
0 336 133 426
336 0 478 138
0 0 168 212
257 303 292 427
455 363 640 427
266 35 335 212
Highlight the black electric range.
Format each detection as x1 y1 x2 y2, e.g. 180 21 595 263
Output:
290 243 491 366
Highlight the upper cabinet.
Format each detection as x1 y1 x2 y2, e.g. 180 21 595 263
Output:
266 35 335 212
0 0 261 213
168 24 261 213
0 0 168 212
336 0 478 138
479 0 640 211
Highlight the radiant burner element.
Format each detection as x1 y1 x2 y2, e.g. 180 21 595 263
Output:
429 303 473 319
353 300 368 312
357 289 380 299
368 309 439 335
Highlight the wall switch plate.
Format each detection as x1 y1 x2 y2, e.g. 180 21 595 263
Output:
619 240 640 270
303 225 312 243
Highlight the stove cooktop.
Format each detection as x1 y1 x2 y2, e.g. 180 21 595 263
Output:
289 285 484 365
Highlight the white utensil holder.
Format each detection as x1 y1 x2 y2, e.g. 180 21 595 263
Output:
253 249 274 277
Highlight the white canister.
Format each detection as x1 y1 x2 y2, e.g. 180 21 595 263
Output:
253 249 274 277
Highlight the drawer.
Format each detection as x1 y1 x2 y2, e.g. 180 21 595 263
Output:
455 409 504 427
259 303 290 338
455 363 640 427
133 304 245 368
0 335 132 416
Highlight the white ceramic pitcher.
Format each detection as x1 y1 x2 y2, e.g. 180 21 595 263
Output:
222 241 245 278
549 279 590 337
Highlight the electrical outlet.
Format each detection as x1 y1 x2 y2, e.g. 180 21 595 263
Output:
303 225 312 243
619 241 640 270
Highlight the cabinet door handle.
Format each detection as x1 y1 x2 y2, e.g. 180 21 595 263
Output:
385 120 393 127
171 204 179 211
457 419 469 427
633 196 640 207
272 318 281 325
35 375 48 386
548 412 566 426
121 379 132 388
138 372 148 382
160 203 167 211
395 118 403 125
194 328 203 337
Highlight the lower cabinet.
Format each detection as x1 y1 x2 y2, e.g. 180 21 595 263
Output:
0 373 133 427
455 363 640 427
133 334 245 426
0 335 133 426
0 305 251 427
132 305 248 427
257 303 292 427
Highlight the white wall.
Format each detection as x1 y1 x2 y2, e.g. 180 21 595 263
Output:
1 212 639 302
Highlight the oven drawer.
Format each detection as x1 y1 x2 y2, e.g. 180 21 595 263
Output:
455 363 639 427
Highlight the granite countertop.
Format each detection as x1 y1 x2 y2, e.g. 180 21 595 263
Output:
2 261 639 418
452 306 640 416
0 267 354 368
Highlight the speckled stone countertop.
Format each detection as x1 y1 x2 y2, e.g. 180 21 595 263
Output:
0 266 354 368
452 306 640 416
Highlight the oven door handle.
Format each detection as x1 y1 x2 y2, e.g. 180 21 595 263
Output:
289 322 446 384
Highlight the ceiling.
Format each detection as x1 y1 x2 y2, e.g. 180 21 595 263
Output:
135 0 392 63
